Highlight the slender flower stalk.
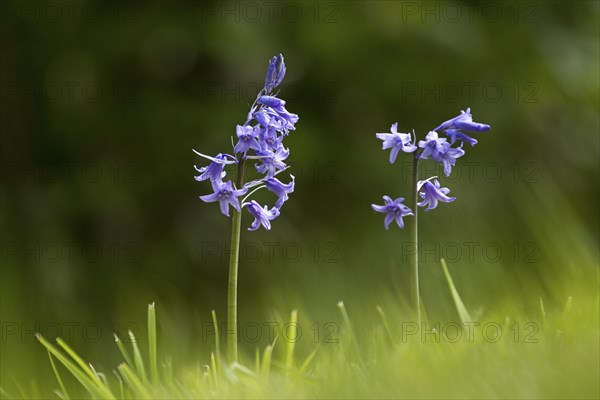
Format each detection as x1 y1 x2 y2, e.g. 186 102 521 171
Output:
410 153 421 325
227 159 245 362
194 54 298 363
372 108 490 323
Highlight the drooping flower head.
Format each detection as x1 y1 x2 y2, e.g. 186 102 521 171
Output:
371 196 414 230
244 200 280 231
417 131 448 161
265 175 295 208
434 108 491 147
193 152 236 182
258 125 283 151
233 125 261 154
376 123 417 163
417 178 456 211
434 107 490 133
254 146 290 177
418 132 465 177
199 180 247 217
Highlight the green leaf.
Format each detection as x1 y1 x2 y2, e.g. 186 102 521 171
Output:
148 302 159 385
285 309 298 372
128 330 148 385
36 335 114 399
440 259 472 324
47 350 70 400
117 363 151 399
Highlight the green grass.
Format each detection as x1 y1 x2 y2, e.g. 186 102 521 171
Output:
3 259 598 399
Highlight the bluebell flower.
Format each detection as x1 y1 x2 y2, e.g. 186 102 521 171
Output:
438 145 465 177
258 126 284 151
254 146 289 177
418 132 465 176
434 108 490 147
418 131 448 161
255 98 299 134
434 108 490 133
417 178 456 211
376 123 417 163
244 200 280 231
193 152 236 183
371 196 414 230
258 95 285 108
265 175 295 208
264 54 286 94
199 180 248 217
234 125 261 154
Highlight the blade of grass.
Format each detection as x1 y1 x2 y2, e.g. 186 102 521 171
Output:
205 363 215 392
113 371 125 400
210 352 219 388
440 258 472 323
114 333 134 367
261 338 276 381
117 363 151 399
376 305 395 346
55 338 114 397
284 309 298 373
47 350 70 400
94 370 111 392
148 303 159 385
128 330 148 385
229 363 261 391
211 310 221 367
36 335 114 399
539 296 547 328
255 348 260 373
52 390 67 400
299 347 318 374
337 301 364 367
56 338 101 385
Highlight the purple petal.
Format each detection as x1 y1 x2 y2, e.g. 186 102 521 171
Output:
384 213 395 230
199 193 219 203
219 199 230 216
389 146 401 164
372 204 387 213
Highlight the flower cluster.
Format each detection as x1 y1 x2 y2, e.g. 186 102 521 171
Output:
194 54 298 230
372 108 490 229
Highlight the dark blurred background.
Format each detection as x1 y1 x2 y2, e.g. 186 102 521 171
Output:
1 0 598 391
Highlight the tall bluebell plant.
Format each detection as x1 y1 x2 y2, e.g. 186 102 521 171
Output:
371 109 490 324
194 54 298 362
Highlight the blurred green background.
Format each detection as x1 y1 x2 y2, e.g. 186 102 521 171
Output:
1 0 598 396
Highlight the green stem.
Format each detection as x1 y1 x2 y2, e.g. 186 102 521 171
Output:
410 153 421 325
228 159 245 364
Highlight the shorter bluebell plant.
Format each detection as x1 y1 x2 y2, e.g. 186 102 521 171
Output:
371 107 490 324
